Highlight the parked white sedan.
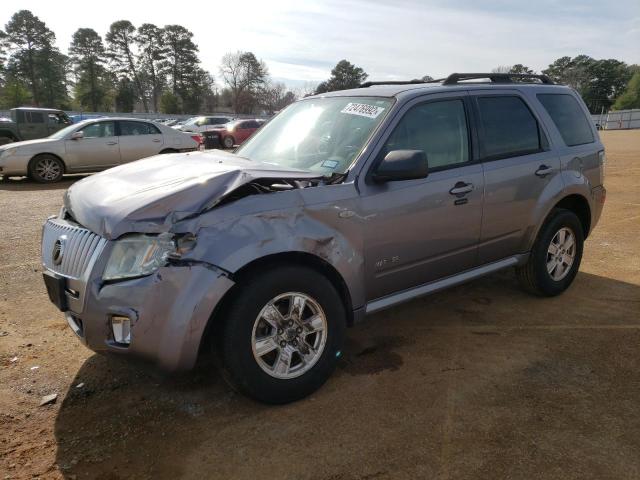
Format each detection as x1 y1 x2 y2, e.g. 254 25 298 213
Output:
0 117 202 183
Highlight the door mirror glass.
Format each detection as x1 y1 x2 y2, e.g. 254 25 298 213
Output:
373 150 428 182
70 131 84 140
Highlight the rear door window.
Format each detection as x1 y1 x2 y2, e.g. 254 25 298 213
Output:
28 112 45 123
119 121 160 135
476 96 542 159
537 94 594 146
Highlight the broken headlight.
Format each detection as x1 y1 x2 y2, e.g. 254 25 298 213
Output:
103 234 175 281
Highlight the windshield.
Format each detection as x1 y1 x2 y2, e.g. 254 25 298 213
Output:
48 123 81 140
183 117 201 126
236 96 393 175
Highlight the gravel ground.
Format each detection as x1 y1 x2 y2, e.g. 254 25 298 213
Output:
1 131 639 480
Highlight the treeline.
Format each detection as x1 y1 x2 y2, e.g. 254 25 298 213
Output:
1 9 638 114
465 58 639 112
314 58 640 113
0 10 298 114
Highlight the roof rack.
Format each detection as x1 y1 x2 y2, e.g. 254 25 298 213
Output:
359 73 554 89
442 73 554 85
359 80 429 88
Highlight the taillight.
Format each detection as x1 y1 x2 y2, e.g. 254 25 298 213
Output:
598 150 606 184
191 134 203 144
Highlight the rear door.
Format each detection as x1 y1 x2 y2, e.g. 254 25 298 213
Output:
470 90 561 264
64 121 120 170
117 120 164 163
359 93 485 301
18 111 48 140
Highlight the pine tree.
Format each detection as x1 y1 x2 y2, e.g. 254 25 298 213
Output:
70 28 110 111
106 20 148 112
5 10 67 107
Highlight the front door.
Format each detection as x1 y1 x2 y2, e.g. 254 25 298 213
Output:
64 121 120 170
359 95 484 301
117 120 164 163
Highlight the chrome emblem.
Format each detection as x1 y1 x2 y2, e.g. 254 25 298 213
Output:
52 235 67 266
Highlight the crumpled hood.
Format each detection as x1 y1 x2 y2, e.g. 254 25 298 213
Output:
64 150 321 239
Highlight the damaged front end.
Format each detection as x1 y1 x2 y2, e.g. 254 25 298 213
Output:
62 149 325 240
43 149 362 371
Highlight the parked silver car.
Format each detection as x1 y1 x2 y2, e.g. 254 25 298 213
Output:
0 117 201 183
41 73 605 404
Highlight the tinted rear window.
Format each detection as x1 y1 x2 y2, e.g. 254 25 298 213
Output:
477 96 541 159
537 94 594 146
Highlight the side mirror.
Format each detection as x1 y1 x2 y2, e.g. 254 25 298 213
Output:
70 131 84 140
372 150 428 182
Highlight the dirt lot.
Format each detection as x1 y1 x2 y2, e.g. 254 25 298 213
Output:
1 130 639 480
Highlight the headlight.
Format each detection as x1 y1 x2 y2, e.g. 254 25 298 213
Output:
103 234 175 281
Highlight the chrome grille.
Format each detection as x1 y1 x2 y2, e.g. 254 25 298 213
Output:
42 219 107 279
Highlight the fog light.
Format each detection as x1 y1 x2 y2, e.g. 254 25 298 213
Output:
111 315 131 345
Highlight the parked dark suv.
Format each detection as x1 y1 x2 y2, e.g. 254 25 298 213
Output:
41 73 605 403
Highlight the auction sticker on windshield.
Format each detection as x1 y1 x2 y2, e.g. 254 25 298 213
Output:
341 103 385 119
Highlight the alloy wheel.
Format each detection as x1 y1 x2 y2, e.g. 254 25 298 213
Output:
546 227 576 281
35 158 62 182
251 292 328 379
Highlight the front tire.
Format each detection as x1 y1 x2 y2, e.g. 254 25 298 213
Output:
516 209 584 296
28 155 64 183
219 266 346 404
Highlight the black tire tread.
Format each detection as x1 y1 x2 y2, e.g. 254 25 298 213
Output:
28 154 65 183
218 265 346 404
516 208 584 297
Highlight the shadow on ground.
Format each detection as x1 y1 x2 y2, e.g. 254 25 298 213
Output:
54 270 640 479
0 175 89 191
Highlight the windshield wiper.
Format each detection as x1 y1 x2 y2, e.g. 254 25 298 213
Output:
323 172 348 184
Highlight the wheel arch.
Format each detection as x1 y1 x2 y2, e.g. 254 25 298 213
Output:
198 251 355 359
553 194 591 238
529 192 591 250
0 130 19 142
29 152 67 170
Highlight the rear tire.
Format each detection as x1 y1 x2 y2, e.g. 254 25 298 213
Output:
222 135 235 149
516 209 584 296
219 265 346 404
28 154 65 183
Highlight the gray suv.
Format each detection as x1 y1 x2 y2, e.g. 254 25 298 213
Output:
41 73 606 404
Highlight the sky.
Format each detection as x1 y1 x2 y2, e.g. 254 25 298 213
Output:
2 0 639 89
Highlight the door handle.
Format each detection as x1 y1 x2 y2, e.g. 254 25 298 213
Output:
106 141 117 145
535 165 554 177
449 182 474 196
152 138 161 143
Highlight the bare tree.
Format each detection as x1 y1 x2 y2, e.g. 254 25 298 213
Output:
219 51 268 113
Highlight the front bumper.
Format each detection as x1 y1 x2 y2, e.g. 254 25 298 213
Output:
68 265 234 371
41 217 235 371
0 153 30 176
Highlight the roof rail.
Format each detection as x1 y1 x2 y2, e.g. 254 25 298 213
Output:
359 80 428 88
442 73 554 85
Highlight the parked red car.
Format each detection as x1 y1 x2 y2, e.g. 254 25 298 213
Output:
214 119 265 148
